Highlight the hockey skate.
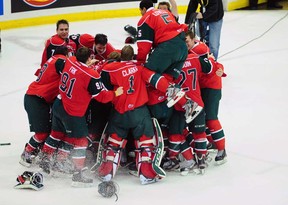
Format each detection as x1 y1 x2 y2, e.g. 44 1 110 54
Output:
196 154 207 175
19 143 40 167
183 98 203 123
215 149 227 165
207 142 217 153
162 157 180 171
139 174 160 185
166 84 185 108
19 150 34 167
179 159 197 176
52 159 74 175
72 167 93 188
39 155 52 174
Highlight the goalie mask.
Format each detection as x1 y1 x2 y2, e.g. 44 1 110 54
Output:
98 181 119 201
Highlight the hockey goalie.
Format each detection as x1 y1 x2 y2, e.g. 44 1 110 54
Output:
97 118 165 185
93 45 166 185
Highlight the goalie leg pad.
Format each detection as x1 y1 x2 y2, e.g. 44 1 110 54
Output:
135 135 156 179
136 120 166 182
98 134 127 181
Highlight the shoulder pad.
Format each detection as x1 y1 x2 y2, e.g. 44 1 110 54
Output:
79 34 94 48
50 35 65 46
192 41 209 56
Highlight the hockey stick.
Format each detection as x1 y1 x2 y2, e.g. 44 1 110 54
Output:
187 13 207 43
198 19 207 43
187 12 198 32
0 142 11 146
90 123 108 173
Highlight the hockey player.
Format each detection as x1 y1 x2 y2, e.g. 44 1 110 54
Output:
68 33 120 164
93 33 119 61
38 47 123 187
20 46 68 167
69 33 119 62
40 19 76 67
186 30 227 164
124 0 179 44
98 45 164 185
166 52 216 175
138 0 202 125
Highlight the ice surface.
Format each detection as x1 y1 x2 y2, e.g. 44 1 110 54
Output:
0 10 288 205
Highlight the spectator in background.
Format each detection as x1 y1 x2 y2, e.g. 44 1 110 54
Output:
158 0 179 21
267 0 283 9
184 0 224 61
250 0 283 9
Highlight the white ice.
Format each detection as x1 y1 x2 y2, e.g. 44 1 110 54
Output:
0 10 288 205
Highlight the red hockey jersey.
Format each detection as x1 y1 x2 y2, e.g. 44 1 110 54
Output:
189 41 225 89
41 34 76 67
59 56 115 117
101 61 148 114
137 8 187 63
174 53 216 111
69 33 119 62
27 54 66 104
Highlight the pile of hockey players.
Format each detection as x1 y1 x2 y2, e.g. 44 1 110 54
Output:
17 0 227 196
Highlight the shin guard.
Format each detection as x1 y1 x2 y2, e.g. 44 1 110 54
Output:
206 120 225 150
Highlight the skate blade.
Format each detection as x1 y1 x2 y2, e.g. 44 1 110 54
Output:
180 170 189 176
51 171 73 178
190 167 206 175
19 160 32 168
164 166 180 172
129 170 138 177
207 149 218 153
205 155 213 163
215 158 227 166
140 178 159 185
166 91 185 108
